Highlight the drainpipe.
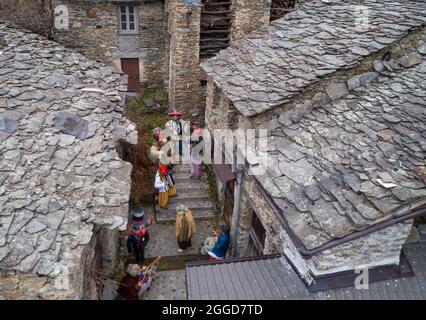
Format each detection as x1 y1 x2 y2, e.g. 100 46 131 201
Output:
230 166 243 257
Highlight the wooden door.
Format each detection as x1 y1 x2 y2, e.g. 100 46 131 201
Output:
121 58 140 92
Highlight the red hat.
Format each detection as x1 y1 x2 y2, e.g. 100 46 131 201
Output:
159 165 168 175
168 109 183 117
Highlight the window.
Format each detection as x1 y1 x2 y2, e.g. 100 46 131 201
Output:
247 211 266 256
119 5 138 33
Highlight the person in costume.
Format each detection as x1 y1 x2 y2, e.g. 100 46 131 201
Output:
149 127 174 166
154 165 170 208
190 124 204 178
165 109 188 157
190 124 203 147
165 163 177 197
200 231 218 255
148 127 164 163
137 263 158 299
126 208 152 263
175 204 196 253
117 263 142 300
207 224 230 260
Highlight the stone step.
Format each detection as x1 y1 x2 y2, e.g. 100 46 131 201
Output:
172 164 191 173
172 165 207 175
156 198 214 213
155 208 216 223
173 172 206 180
167 197 213 207
175 188 209 198
173 178 209 189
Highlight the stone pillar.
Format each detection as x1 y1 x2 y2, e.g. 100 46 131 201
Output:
230 0 272 43
168 0 204 118
235 188 253 257
99 227 120 276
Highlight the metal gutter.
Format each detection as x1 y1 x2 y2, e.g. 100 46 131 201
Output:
186 253 282 268
230 168 243 257
251 173 426 258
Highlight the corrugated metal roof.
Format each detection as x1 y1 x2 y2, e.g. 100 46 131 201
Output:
186 242 426 300
186 255 312 300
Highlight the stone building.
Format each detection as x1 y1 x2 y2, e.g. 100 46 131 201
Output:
4 0 299 118
0 24 137 299
202 0 426 287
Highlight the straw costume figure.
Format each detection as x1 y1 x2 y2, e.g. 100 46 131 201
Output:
175 205 196 253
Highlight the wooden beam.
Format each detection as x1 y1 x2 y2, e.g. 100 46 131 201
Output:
200 44 229 50
200 29 230 34
201 10 232 14
200 37 229 42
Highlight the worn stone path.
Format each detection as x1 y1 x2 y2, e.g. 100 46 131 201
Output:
145 220 216 258
104 165 218 300
141 164 219 300
142 270 187 300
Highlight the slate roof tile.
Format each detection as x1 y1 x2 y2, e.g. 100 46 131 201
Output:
0 24 137 276
202 0 426 117
252 41 426 249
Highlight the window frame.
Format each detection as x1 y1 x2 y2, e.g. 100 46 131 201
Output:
247 211 266 256
118 5 138 34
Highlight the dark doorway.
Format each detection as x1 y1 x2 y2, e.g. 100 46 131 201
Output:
121 58 140 92
270 0 297 22
200 0 232 59
247 211 266 256
223 180 235 226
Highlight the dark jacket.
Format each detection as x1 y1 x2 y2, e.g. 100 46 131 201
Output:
117 275 140 300
212 232 230 258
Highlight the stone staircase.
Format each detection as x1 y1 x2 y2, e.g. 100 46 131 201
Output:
110 165 218 300
155 165 216 224
145 164 217 264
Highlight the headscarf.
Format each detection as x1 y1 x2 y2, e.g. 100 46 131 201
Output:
159 165 168 176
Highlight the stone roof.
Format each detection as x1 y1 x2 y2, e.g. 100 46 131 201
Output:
252 44 426 250
0 24 137 275
201 0 426 117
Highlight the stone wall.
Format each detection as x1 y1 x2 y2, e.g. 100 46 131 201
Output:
241 174 314 283
51 0 167 89
237 174 285 257
136 0 167 88
0 225 120 300
168 0 204 118
307 221 413 276
51 0 119 64
0 245 86 300
205 79 239 131
0 271 55 300
44 0 276 114
230 0 271 43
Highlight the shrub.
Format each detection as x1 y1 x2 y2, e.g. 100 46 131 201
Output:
0 0 53 38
